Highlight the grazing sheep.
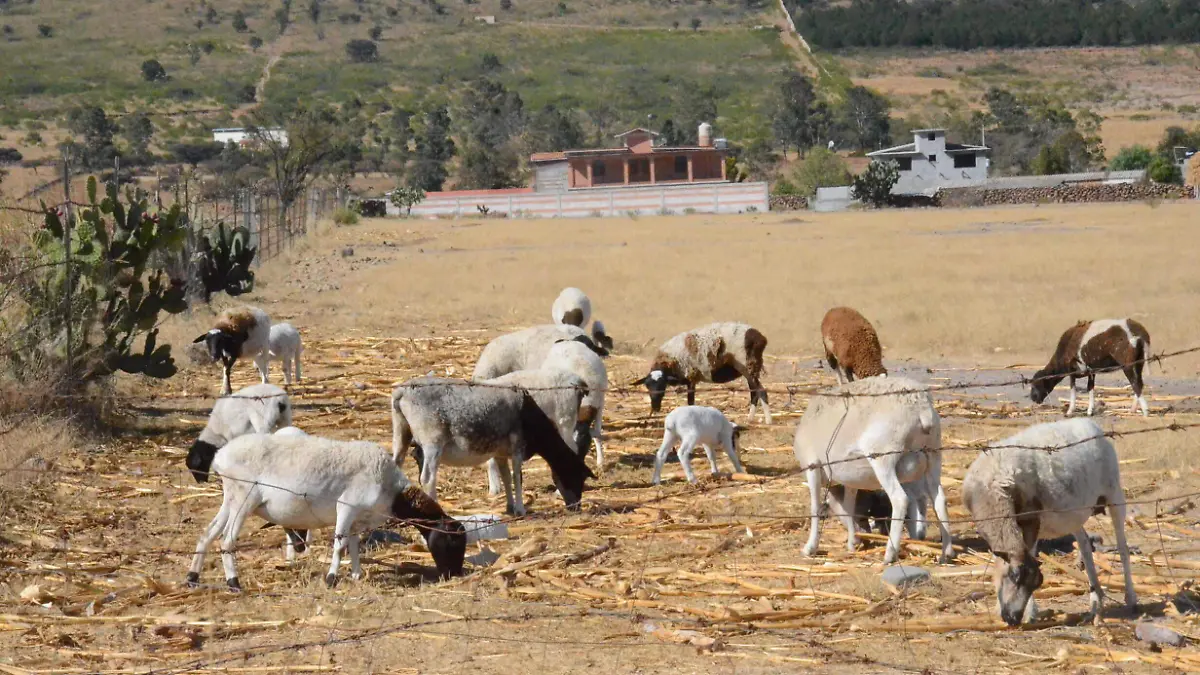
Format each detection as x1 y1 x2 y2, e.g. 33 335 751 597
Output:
821 307 886 384
270 426 312 558
634 322 770 424
652 406 745 484
1031 318 1151 417
185 383 291 483
485 369 591 451
794 376 953 564
273 426 308 439
267 323 302 385
472 324 608 382
552 287 592 328
963 417 1137 625
391 377 595 516
193 306 272 395
185 434 466 589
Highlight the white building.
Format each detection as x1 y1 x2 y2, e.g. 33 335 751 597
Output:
212 127 288 147
867 128 989 195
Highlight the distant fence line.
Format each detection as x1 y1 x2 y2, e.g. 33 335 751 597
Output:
185 187 339 265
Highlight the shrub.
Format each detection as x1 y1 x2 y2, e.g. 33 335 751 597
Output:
850 159 900 207
332 207 360 225
345 39 378 63
389 184 425 216
500 0 512 8
690 17 701 31
369 24 383 40
233 10 249 32
1146 156 1183 184
1109 145 1154 171
37 24 52 38
790 148 852 198
249 36 264 51
141 59 168 82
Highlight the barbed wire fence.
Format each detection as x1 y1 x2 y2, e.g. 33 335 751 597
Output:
2 341 1200 672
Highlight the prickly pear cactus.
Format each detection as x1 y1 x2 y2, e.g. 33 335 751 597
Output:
197 221 256 301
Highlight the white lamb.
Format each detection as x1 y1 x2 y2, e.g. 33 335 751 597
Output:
962 417 1137 625
794 375 954 564
185 434 467 590
192 306 272 395
267 322 302 385
185 383 291 483
551 287 592 327
652 406 745 484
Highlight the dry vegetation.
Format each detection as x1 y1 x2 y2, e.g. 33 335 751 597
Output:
4 204 1200 673
842 45 1200 152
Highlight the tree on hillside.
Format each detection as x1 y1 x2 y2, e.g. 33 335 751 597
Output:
141 59 169 82
233 10 249 32
527 104 585 152
835 86 891 151
772 71 821 155
1156 125 1200 157
170 142 225 168
789 147 851 198
1110 145 1153 171
454 78 525 189
250 105 347 232
851 159 900 207
66 106 119 170
346 39 378 62
120 112 154 165
408 104 455 192
309 0 321 24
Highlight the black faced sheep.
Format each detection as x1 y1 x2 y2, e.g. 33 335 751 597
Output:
634 322 770 424
963 417 1136 625
820 307 886 384
193 306 271 395
1030 318 1150 417
185 383 291 483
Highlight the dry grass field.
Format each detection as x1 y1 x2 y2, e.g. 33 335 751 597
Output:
4 202 1200 673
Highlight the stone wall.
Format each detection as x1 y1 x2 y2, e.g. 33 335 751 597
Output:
769 194 808 211
938 182 1194 208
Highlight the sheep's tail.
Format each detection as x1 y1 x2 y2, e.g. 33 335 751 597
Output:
1137 334 1151 377
918 405 937 435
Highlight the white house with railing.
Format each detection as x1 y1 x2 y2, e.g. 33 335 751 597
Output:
867 128 989 195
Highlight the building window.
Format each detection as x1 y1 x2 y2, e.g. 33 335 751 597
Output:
927 132 936 141
953 153 978 169
674 155 688 176
928 154 937 164
896 157 912 171
592 161 606 178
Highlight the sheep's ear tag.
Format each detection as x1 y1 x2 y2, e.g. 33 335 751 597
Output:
650 370 664 382
208 329 222 336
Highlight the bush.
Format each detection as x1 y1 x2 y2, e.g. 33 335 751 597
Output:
389 185 425 215
1110 145 1154 171
141 59 168 82
850 159 900 207
233 10 249 32
500 0 512 8
789 148 851 198
345 39 378 63
368 25 383 40
37 24 52 38
332 207 360 225
1146 156 1183 184
249 35 264 51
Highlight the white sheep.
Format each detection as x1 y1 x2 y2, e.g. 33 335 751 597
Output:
962 417 1137 625
185 434 466 589
270 425 313 559
185 383 291 483
634 322 770 424
391 376 596 516
551 287 592 327
472 324 609 381
794 375 954 564
267 322 302 385
192 306 272 395
272 426 308 438
652 406 745 484
821 307 887 384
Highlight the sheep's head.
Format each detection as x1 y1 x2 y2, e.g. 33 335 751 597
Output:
632 369 681 413
1029 369 1061 404
591 321 614 352
193 328 243 365
992 551 1043 626
391 487 467 580
186 439 219 483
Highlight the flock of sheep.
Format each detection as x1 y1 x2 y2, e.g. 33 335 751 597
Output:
181 289 1153 626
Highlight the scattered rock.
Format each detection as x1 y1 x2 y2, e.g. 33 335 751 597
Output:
352 382 368 391
881 565 931 590
1135 622 1186 648
341 247 354 257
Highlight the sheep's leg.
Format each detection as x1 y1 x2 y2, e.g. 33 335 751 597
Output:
510 451 527 517
923 452 956 563
1066 376 1077 416
187 502 231 585
348 534 362 581
282 356 292 385
486 459 505 496
801 468 825 557
871 462 910 564
701 444 720 476
1086 374 1097 417
325 504 356 588
747 376 771 425
254 352 270 385
903 483 927 541
677 440 699 484
221 360 234 397
686 382 696 406
294 346 302 381
722 433 745 475
418 447 440 501
839 487 860 553
494 457 516 514
1109 497 1138 609
1124 364 1148 417
592 417 605 471
218 499 255 591
651 430 679 485
1076 528 1105 617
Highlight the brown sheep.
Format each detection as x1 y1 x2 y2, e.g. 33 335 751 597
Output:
820 307 886 384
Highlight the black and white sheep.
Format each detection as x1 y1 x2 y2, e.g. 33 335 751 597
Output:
267 322 303 385
794 375 954 564
820 307 887 384
472 324 608 381
185 434 467 589
391 377 596 516
1030 318 1151 417
185 383 291 483
652 406 745 484
962 417 1137 625
634 322 770 424
193 306 272 395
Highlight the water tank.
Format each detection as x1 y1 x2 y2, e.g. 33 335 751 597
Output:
714 138 728 150
698 122 712 147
